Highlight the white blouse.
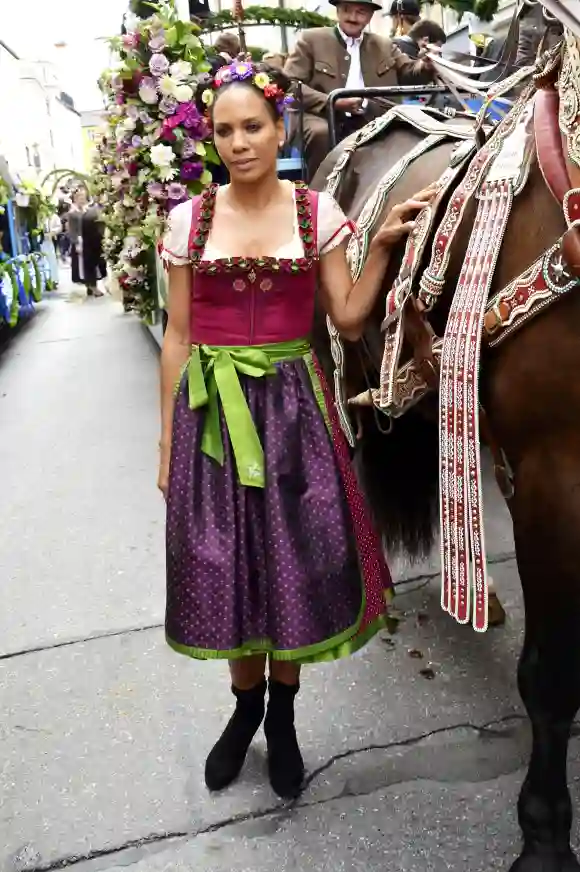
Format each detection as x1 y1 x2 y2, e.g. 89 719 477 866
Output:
161 188 352 265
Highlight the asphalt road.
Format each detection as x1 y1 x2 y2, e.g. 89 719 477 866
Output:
1 281 579 872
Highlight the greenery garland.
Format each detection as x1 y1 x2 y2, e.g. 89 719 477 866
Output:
438 0 499 21
199 5 334 34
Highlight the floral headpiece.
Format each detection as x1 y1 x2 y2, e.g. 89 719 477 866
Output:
200 62 293 115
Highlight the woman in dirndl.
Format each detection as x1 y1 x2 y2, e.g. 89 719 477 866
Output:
159 61 434 800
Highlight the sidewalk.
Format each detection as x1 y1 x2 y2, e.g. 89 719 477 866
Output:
1 281 579 872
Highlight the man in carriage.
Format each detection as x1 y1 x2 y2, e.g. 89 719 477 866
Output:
283 0 436 181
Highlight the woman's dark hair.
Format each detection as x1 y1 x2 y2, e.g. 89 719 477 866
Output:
196 62 293 124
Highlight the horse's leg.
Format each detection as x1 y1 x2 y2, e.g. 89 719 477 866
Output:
509 449 580 872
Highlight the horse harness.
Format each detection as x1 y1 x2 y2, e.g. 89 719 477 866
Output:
324 38 580 631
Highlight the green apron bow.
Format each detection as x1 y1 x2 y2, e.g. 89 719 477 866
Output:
186 340 310 488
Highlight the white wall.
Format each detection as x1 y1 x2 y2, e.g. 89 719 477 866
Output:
0 52 84 183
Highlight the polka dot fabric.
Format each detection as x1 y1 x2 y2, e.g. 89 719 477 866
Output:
164 184 393 663
166 355 393 662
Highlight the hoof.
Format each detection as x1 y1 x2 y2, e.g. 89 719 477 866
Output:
509 849 580 872
487 591 507 627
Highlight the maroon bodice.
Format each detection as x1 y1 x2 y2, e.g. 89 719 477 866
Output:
187 184 319 346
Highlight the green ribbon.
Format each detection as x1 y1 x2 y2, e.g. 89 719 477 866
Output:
187 339 310 488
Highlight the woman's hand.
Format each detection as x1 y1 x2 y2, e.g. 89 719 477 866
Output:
158 443 171 500
372 184 438 249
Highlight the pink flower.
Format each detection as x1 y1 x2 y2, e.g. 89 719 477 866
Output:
122 32 140 49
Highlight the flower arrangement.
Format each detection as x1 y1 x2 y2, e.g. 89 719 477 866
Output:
200 61 293 117
94 0 219 318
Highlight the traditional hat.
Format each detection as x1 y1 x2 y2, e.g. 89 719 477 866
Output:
388 0 421 15
330 0 383 12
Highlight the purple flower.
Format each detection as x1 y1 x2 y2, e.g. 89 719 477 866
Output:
167 182 187 201
131 135 143 148
139 110 153 124
158 95 178 116
126 104 139 120
149 53 169 78
180 161 203 181
148 32 167 52
181 138 197 158
147 181 166 200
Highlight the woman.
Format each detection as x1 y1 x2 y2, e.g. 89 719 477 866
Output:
159 62 434 801
68 188 104 298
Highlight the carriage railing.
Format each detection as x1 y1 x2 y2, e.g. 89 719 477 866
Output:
327 85 478 149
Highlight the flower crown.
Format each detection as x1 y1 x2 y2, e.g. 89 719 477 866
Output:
200 62 293 115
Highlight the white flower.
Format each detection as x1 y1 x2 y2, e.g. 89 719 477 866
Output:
169 60 192 82
122 117 136 132
149 143 175 167
174 84 194 102
139 83 159 105
158 75 177 97
157 165 177 181
123 11 140 30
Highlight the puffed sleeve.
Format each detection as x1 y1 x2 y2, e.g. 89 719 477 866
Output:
160 200 193 266
317 191 355 255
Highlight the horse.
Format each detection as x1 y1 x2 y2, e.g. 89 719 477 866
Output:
311 18 580 872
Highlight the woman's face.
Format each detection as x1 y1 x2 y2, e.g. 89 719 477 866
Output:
212 85 284 184
74 189 88 208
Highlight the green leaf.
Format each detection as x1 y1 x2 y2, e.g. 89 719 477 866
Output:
200 169 213 186
165 25 178 47
204 142 221 165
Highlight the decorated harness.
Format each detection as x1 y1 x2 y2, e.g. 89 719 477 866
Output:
324 30 580 633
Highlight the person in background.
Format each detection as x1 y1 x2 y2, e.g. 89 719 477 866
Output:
82 203 107 297
207 32 241 75
283 0 434 181
389 0 420 38
393 18 447 61
67 188 104 298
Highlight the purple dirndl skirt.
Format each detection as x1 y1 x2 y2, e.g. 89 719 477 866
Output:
165 351 392 663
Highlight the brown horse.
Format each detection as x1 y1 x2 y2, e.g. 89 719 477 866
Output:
312 30 580 872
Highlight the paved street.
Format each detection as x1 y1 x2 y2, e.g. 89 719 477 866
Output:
1 280 579 872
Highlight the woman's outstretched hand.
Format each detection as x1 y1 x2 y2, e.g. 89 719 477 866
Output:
373 184 438 248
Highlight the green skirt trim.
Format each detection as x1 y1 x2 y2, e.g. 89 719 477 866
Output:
166 588 392 665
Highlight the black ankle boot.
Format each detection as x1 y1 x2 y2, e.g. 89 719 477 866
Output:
264 679 305 800
205 680 267 791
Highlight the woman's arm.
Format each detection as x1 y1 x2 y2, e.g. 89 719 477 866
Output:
158 264 192 496
318 187 436 341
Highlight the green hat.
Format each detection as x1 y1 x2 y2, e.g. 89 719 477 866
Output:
330 0 383 12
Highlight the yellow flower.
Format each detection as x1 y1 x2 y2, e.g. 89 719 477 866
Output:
201 89 214 106
254 72 270 90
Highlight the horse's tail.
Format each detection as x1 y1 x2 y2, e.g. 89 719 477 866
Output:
355 403 440 561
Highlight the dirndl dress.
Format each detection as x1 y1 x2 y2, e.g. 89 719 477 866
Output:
162 182 392 664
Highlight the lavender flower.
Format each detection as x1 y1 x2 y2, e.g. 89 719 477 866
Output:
167 182 187 201
148 32 167 52
149 53 169 78
158 95 178 116
181 138 197 158
126 104 139 121
147 181 166 200
131 135 143 148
